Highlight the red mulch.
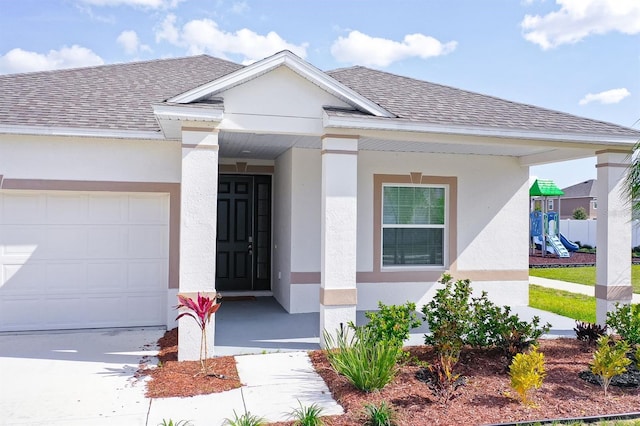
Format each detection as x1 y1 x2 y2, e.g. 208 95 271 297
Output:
529 252 597 266
142 328 242 398
143 329 639 425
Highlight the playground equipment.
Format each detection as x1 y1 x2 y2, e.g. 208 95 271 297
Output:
529 179 579 258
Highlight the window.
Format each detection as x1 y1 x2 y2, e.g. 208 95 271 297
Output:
382 184 447 267
592 199 597 210
547 199 554 211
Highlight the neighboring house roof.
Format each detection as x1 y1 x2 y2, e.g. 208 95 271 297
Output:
530 179 564 197
561 179 597 199
0 51 639 139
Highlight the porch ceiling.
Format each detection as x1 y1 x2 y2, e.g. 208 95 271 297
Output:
218 131 581 164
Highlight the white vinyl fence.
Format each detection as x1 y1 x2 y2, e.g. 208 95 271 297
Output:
559 219 640 248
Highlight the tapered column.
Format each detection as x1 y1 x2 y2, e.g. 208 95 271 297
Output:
320 135 358 347
595 150 632 325
178 128 219 360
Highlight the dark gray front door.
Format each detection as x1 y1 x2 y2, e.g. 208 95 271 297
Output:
216 175 271 291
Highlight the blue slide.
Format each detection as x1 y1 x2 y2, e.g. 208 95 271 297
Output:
559 233 579 252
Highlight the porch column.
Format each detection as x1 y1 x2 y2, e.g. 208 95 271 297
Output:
178 127 219 361
595 149 632 325
320 135 358 347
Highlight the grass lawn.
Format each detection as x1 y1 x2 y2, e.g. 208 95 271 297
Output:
529 265 640 293
529 284 596 323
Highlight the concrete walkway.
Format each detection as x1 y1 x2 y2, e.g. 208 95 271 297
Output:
530 276 640 303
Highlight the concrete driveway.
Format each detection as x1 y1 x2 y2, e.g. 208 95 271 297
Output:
0 328 165 425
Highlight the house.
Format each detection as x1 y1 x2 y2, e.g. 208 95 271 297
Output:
1 51 638 359
560 179 598 219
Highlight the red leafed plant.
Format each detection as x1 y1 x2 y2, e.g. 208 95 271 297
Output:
175 292 221 375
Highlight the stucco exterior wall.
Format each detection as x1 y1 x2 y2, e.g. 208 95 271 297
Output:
288 148 530 312
0 135 181 183
273 149 293 311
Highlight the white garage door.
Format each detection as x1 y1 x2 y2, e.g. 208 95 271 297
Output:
0 191 169 332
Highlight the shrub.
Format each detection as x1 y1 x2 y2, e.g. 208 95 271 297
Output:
572 206 588 220
574 321 608 347
422 353 465 405
422 274 472 359
224 411 266 426
509 346 546 406
289 401 324 426
606 303 640 346
364 301 422 349
323 326 399 392
590 336 631 396
363 401 397 426
422 275 550 360
159 420 192 426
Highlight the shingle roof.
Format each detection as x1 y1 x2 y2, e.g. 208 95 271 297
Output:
0 54 638 139
0 55 242 132
530 179 565 197
327 66 640 138
561 179 597 198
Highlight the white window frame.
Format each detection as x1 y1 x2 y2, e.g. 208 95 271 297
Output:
547 199 554 211
380 183 448 269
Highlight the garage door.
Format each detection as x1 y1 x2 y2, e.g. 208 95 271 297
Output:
0 191 169 331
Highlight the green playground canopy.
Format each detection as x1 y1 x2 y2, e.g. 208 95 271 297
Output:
529 179 564 197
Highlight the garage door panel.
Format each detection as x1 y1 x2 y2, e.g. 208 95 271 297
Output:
46 262 86 293
87 227 126 258
128 261 165 291
129 195 167 223
87 262 127 292
128 226 167 258
88 195 126 223
1 263 45 294
0 191 169 331
0 227 40 256
1 193 44 224
46 194 88 224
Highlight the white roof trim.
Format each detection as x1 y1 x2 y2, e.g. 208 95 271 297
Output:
323 112 640 145
153 103 224 122
0 124 164 140
168 50 394 118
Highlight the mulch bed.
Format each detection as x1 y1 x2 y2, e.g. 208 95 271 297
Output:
530 252 640 267
141 328 242 398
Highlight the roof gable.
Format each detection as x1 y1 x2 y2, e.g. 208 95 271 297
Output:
168 50 394 118
530 179 564 197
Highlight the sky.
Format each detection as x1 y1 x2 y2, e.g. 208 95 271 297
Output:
0 0 638 189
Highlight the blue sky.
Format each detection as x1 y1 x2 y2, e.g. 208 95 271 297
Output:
1 0 638 189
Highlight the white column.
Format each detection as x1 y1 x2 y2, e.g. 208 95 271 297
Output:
595 150 632 325
320 135 358 347
178 128 219 361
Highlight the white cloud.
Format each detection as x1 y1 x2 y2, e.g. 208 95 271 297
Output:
155 14 308 63
78 0 183 8
0 45 104 74
521 0 640 49
330 30 457 67
231 1 249 14
579 88 631 105
117 30 151 55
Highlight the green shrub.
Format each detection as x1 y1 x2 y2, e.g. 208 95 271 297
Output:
422 274 550 360
363 401 397 426
289 401 324 426
422 274 472 359
572 206 588 220
606 303 640 345
590 336 631 396
158 420 192 426
323 326 399 392
509 346 546 406
364 301 422 348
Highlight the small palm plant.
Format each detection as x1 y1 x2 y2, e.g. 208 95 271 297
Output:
175 292 221 375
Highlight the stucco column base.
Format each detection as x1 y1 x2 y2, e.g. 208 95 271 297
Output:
178 316 216 362
320 304 357 348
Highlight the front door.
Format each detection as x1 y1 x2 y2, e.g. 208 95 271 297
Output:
216 175 271 291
